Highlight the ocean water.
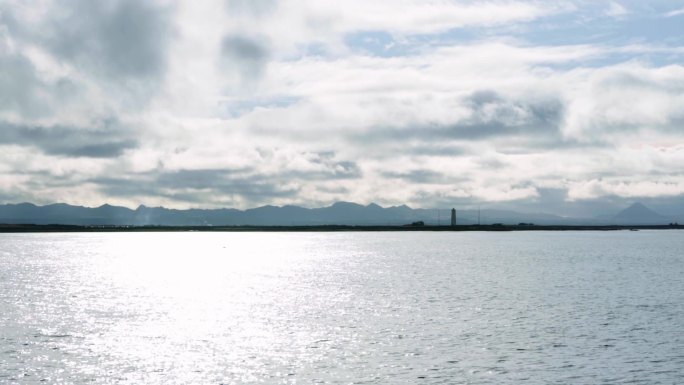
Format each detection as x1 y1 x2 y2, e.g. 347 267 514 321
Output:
1 231 683 384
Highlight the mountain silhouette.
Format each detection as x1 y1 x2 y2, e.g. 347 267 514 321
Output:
0 201 576 226
0 201 675 226
611 202 670 225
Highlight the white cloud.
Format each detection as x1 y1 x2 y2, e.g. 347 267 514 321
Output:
606 1 628 17
665 7 684 17
560 64 684 142
568 179 684 200
1 0 684 209
296 0 558 35
221 0 562 46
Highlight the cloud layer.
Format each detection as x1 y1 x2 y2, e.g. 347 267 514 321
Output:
1 0 684 215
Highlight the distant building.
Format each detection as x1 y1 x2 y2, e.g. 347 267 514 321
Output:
451 208 456 226
403 220 425 227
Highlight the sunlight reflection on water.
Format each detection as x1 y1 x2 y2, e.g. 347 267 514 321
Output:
1 231 684 384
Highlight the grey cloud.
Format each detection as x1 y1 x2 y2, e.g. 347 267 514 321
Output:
316 185 350 195
295 158 362 180
382 170 451 184
0 183 27 204
20 170 84 189
411 189 478 209
225 0 276 16
328 140 469 161
0 55 49 118
0 3 24 42
0 0 173 123
92 168 300 205
90 155 361 205
221 34 270 80
350 91 566 153
0 120 138 158
255 150 363 180
448 90 564 139
405 144 469 157
46 0 174 80
154 169 255 190
0 190 19 203
475 157 507 170
222 36 269 62
0 54 82 119
494 138 608 154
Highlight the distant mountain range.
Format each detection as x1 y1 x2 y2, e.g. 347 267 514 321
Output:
610 202 672 225
0 201 678 226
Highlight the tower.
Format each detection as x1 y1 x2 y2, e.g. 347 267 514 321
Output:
451 208 456 226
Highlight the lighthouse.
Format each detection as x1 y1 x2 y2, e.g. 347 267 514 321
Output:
451 208 456 226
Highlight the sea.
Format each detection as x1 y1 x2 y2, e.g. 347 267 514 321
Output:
1 231 683 384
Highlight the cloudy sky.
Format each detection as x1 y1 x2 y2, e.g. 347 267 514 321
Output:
1 0 684 216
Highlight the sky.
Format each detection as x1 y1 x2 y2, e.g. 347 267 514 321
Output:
1 0 684 217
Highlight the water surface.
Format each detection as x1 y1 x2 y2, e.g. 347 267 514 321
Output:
1 231 683 384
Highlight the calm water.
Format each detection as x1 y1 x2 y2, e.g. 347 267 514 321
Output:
1 231 683 384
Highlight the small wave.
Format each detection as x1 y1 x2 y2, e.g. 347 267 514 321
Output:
34 333 72 339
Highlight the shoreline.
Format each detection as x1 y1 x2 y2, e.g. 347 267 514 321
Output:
0 224 682 233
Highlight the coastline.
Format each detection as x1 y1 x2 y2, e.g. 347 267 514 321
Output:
0 224 682 233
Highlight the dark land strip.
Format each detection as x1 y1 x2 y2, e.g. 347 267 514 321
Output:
0 224 682 233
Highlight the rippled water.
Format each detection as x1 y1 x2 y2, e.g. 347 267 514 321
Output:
1 231 683 384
